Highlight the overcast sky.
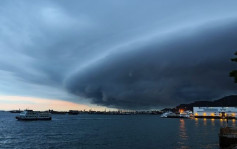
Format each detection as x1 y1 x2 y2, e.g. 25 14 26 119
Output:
1 0 237 110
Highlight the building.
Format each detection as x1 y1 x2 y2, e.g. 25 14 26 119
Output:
193 107 237 119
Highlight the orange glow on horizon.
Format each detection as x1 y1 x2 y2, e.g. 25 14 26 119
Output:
0 95 116 111
203 113 207 116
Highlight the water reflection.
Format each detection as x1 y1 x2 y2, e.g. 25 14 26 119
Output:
211 119 215 127
194 118 199 127
203 118 207 126
179 119 188 139
220 119 224 126
218 118 237 127
178 119 189 149
232 119 236 127
226 119 236 127
189 118 237 148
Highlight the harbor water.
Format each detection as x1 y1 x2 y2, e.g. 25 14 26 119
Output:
0 112 235 149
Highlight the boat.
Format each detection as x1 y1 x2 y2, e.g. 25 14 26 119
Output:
179 112 190 118
16 110 52 120
161 111 190 118
49 110 67 114
68 110 79 115
160 111 174 118
10 109 22 113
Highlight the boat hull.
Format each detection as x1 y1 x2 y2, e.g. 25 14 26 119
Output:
166 116 189 118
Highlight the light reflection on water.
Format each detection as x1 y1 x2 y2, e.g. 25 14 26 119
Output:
203 118 207 126
178 119 189 149
1 112 237 149
177 118 237 149
194 118 199 127
232 119 236 127
211 119 215 127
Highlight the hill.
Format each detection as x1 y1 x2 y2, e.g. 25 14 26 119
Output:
175 95 237 111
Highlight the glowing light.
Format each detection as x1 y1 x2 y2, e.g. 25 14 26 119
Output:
179 109 184 114
211 118 215 121
195 113 198 116
211 113 215 116
204 118 207 121
203 113 207 116
232 113 235 117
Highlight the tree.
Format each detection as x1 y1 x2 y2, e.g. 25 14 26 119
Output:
230 52 237 83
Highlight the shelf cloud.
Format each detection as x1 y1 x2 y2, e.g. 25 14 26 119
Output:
1 0 237 109
66 20 237 109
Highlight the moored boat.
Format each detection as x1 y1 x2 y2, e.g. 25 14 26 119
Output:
68 110 79 115
160 111 174 118
16 110 52 120
161 110 191 118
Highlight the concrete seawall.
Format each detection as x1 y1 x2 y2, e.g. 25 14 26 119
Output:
219 127 237 148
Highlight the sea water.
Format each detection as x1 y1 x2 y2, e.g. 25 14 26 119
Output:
0 112 233 149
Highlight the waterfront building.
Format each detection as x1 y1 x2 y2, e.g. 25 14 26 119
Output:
193 107 237 119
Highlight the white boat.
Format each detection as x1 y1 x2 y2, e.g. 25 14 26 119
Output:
161 111 190 118
180 112 190 118
16 110 52 120
160 111 174 118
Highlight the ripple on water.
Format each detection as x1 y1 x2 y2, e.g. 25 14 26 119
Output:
0 113 229 149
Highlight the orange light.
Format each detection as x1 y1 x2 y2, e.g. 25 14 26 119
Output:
203 113 207 116
211 118 215 121
204 118 207 121
179 109 184 114
211 113 215 116
232 113 235 117
225 113 227 117
195 113 198 116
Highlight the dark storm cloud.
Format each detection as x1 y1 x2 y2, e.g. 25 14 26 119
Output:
66 20 237 109
1 0 237 108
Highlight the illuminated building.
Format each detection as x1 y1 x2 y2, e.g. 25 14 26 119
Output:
193 107 237 119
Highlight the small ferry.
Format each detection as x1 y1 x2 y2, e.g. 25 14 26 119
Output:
161 110 191 118
68 110 79 115
16 110 52 120
160 111 174 118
